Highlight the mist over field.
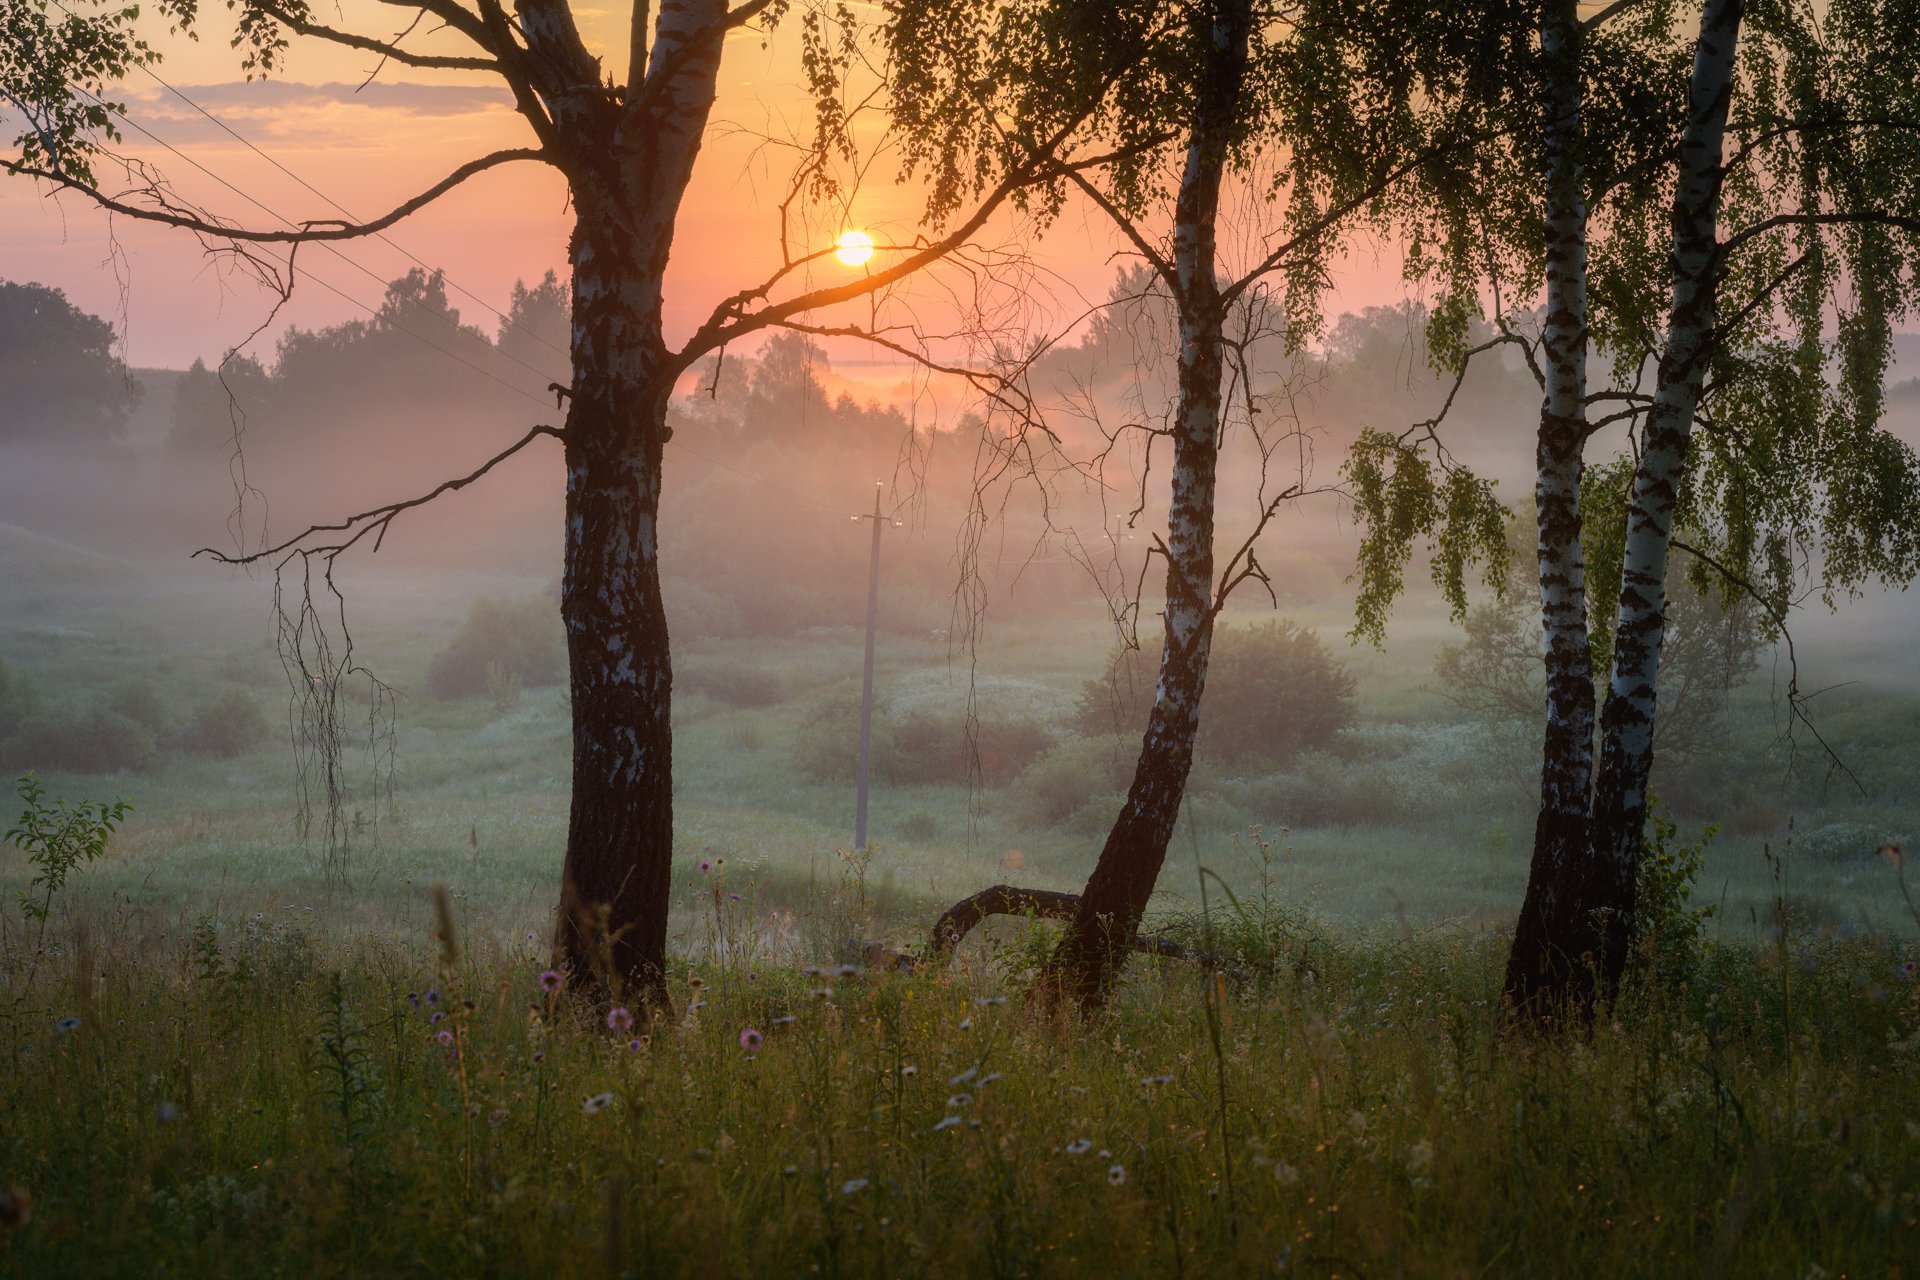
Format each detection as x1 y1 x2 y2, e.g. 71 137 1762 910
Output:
4 274 1918 946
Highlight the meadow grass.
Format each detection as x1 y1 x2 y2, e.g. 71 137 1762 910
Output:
3 891 1919 1278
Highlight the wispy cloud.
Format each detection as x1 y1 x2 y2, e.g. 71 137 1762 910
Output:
151 81 511 118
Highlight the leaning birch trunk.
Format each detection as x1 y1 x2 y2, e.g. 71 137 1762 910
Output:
1583 0 1744 1005
1504 0 1599 1020
1043 0 1251 1010
552 0 730 1009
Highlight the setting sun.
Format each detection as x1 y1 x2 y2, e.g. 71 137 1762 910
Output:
833 229 875 268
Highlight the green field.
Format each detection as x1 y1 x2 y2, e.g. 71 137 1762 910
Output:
3 519 1920 1275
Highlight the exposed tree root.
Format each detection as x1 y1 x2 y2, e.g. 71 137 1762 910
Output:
924 883 1241 974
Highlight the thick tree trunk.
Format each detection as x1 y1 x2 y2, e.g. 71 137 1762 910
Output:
1043 0 1250 1010
544 1 729 1008
1504 0 1599 1020
1584 0 1743 1001
552 202 679 1008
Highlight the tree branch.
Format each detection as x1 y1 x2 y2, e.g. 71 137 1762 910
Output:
253 2 500 70
2 147 548 242
193 423 562 567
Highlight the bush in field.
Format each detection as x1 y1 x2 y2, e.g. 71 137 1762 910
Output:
425 595 565 699
680 663 784 709
0 703 157 774
1009 735 1134 831
180 690 271 758
105 680 169 739
792 696 1053 787
1072 619 1355 766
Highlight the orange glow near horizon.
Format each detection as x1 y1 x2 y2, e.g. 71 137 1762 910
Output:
0 2 1416 381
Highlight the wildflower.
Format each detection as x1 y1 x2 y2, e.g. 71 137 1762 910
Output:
437 1029 455 1047
841 1178 868 1195
539 970 563 994
1107 1164 1127 1186
1065 1139 1092 1155
629 1039 645 1053
771 1015 797 1027
699 860 712 873
53 1017 80 1034
782 1165 799 1177
946 1094 973 1109
1142 1074 1174 1086
1904 960 1917 978
812 988 834 1000
933 1117 963 1132
949 1067 978 1087
583 1092 614 1115
979 1072 1003 1086
834 963 861 978
155 1103 180 1124
607 1006 635 1032
729 892 741 902
1406 1141 1434 1176
425 989 441 1006
407 992 420 1008
532 1051 546 1065
739 1027 764 1053
430 1011 445 1025
958 1018 973 1031
688 976 706 990
900 1064 918 1077
973 996 1007 1007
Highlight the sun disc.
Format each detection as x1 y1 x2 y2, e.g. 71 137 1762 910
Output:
834 229 875 268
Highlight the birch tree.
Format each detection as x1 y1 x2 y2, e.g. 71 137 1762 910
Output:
1345 0 1920 1017
896 0 1479 1007
0 0 1154 1004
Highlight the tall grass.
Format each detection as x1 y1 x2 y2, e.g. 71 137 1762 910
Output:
3 898 1917 1277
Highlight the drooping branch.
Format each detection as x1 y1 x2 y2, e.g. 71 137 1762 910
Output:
3 147 549 243
193 423 563 569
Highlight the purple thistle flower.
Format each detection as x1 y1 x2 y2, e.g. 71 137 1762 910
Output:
436 1029 454 1047
607 1006 635 1032
698 859 712 873
739 1027 764 1053
628 1038 644 1053
538 970 563 994
425 989 441 1006
430 1011 445 1025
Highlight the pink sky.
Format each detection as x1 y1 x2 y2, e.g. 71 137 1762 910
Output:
0 4 1418 378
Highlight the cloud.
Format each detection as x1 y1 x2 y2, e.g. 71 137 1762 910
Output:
144 81 511 119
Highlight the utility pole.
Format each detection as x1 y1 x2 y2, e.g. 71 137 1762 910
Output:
851 483 895 852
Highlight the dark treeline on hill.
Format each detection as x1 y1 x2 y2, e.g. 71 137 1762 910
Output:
7 265 1532 644
0 280 142 442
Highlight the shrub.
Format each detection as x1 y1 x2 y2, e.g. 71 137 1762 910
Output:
792 695 1053 787
424 596 564 699
0 704 157 774
1009 735 1134 830
105 680 169 738
680 663 784 709
1071 619 1355 766
180 690 271 758
1630 802 1717 993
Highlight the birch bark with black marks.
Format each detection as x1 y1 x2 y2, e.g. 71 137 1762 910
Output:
1582 0 1744 1007
1044 0 1251 1009
1503 0 1598 1020
552 0 728 1005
